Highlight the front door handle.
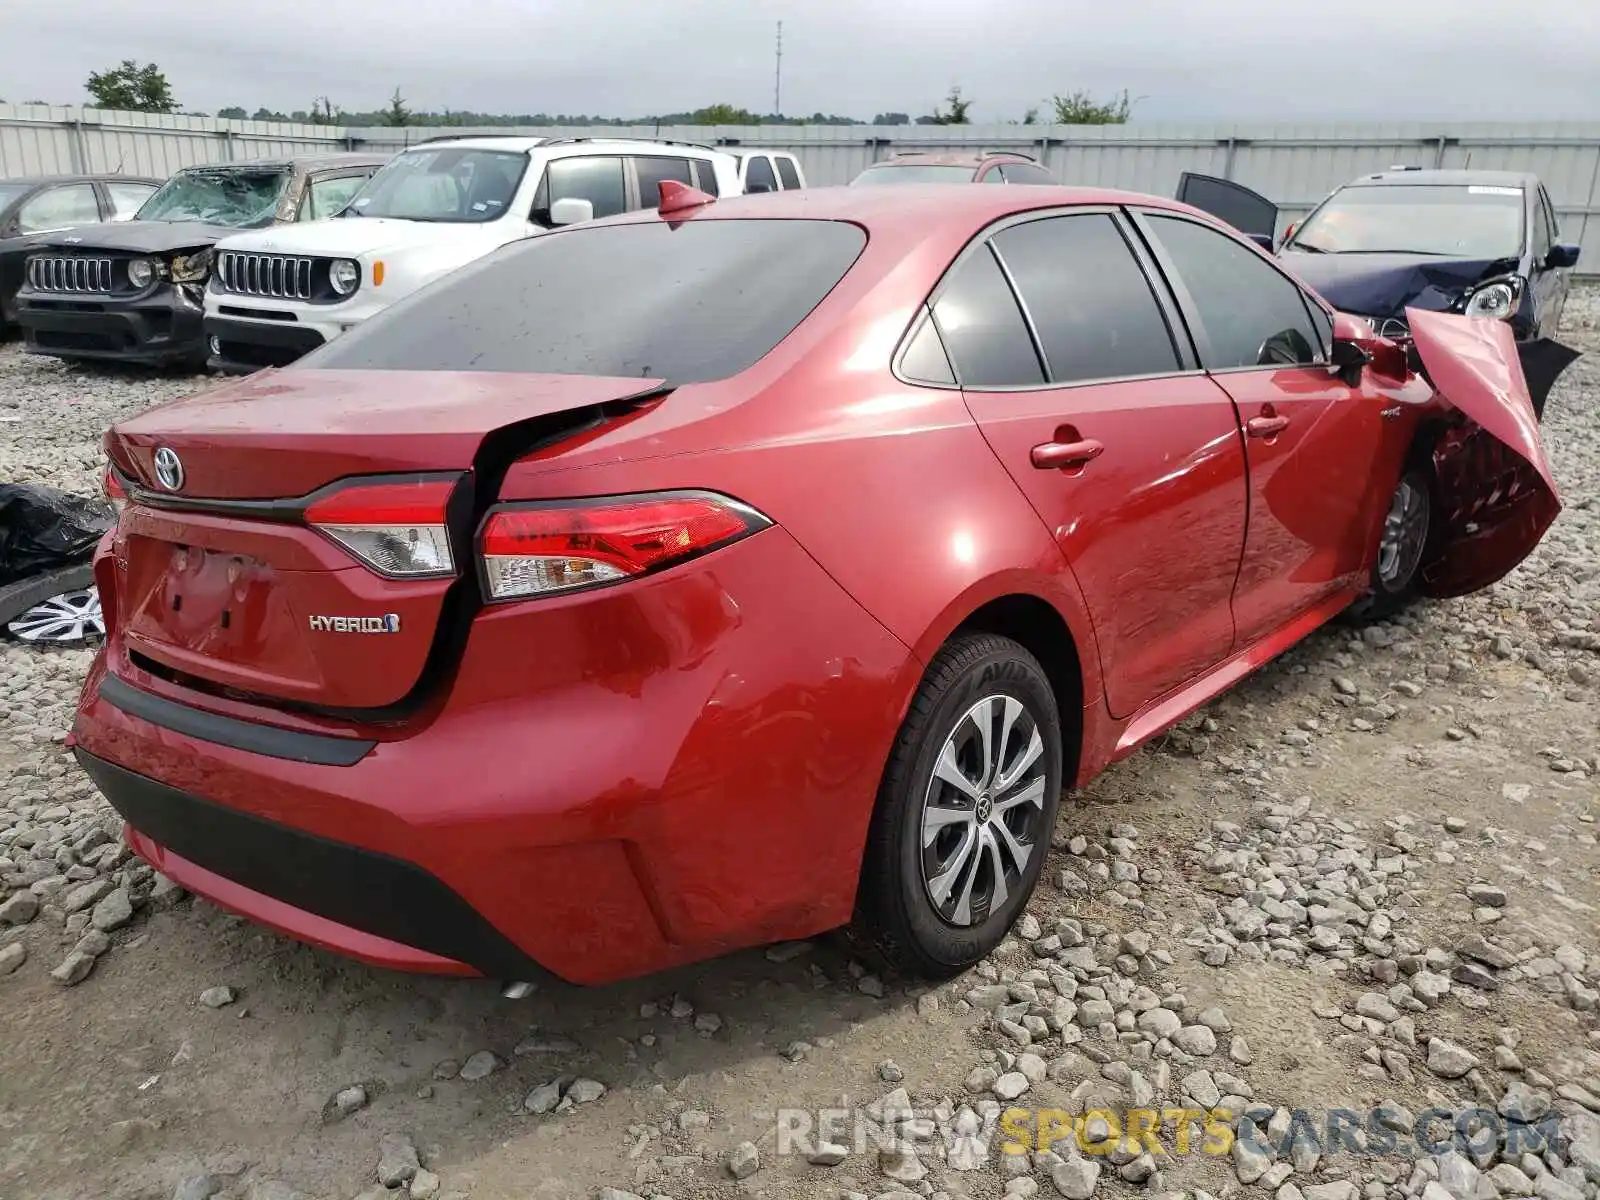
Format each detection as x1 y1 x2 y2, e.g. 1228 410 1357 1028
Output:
1246 415 1290 438
1031 438 1105 470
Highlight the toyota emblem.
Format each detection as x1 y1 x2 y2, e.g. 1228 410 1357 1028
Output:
153 446 184 492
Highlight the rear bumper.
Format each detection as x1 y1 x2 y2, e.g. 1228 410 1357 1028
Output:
72 527 916 984
17 284 206 365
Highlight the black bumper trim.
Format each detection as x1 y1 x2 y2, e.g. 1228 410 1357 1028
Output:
75 749 552 982
98 674 376 767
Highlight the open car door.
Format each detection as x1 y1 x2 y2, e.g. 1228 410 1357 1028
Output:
1175 172 1279 249
1406 308 1561 598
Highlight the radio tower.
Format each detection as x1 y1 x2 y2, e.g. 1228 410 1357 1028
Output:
774 21 784 117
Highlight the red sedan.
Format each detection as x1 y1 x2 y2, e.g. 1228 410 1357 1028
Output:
72 181 1558 986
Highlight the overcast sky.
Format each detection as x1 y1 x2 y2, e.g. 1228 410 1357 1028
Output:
6 0 1600 122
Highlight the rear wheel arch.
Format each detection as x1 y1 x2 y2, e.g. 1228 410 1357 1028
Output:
952 593 1086 785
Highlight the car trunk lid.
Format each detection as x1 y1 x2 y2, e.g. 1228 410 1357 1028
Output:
1406 308 1561 598
106 369 667 712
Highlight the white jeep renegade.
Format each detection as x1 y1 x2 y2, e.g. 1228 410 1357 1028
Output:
202 135 743 372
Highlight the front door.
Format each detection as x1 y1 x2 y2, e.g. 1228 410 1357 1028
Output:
932 209 1250 719
1134 209 1394 647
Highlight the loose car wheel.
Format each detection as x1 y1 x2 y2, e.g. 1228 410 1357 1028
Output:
851 633 1063 977
1348 467 1432 624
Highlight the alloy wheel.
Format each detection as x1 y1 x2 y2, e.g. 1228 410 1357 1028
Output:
1376 476 1429 590
920 693 1048 927
6 588 105 643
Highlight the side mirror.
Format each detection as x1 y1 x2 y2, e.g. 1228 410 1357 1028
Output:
1546 243 1581 270
549 197 594 227
1330 335 1373 387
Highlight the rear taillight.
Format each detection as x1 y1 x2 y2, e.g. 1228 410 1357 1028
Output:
478 491 770 601
304 477 458 578
102 462 127 514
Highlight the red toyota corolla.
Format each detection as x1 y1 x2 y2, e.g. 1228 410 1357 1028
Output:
72 182 1559 986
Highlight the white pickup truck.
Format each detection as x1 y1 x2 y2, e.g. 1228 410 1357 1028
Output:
202 134 745 373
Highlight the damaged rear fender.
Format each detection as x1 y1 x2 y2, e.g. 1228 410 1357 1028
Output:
1404 308 1561 599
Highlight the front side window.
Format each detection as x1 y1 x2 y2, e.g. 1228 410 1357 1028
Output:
852 164 979 186
303 174 369 221
1286 184 1525 259
930 245 1044 387
17 183 101 233
993 214 1178 384
744 155 778 193
344 148 528 223
531 156 626 225
136 168 291 227
105 182 157 219
776 158 802 190
689 158 722 196
633 157 692 208
304 218 866 382
1145 214 1321 370
1531 189 1553 257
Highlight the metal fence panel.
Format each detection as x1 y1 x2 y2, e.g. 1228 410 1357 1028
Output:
5 107 1600 271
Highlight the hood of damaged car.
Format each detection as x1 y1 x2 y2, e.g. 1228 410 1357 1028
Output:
32 221 239 255
1282 250 1517 319
1405 307 1560 598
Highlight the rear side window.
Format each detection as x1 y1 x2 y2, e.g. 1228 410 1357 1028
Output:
689 158 722 196
992 214 1178 384
776 158 802 190
532 156 626 225
744 156 778 193
1144 214 1322 369
1000 163 1056 185
930 246 1044 387
633 157 692 208
304 219 866 383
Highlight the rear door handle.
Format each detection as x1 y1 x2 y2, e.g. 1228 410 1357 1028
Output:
1030 438 1104 470
1246 415 1290 438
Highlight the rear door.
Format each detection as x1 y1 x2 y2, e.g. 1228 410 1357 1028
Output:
1133 209 1396 645
631 155 693 208
932 208 1251 718
1175 172 1279 249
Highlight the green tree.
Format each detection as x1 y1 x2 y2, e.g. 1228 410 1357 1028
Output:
1049 89 1133 125
216 106 248 120
689 102 755 124
85 61 177 112
928 86 972 125
384 89 409 127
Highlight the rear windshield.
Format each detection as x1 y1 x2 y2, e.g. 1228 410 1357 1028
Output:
136 168 291 227
302 218 867 382
1287 184 1525 258
851 164 977 186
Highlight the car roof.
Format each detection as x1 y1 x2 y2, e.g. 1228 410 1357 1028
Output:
597 181 1193 233
176 153 389 172
0 173 162 187
1349 168 1538 189
867 152 1033 169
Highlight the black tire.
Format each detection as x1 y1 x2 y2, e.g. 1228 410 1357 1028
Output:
850 632 1064 978
1346 466 1432 624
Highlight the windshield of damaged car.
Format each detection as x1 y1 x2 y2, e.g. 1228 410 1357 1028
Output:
135 168 291 227
851 164 978 185
1287 185 1525 258
342 148 528 223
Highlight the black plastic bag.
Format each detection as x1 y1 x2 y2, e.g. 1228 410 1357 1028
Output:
0 484 115 586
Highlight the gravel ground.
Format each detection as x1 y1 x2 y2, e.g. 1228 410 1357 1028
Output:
1 296 1598 1200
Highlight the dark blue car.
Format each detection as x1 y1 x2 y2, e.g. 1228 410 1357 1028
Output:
1177 167 1582 417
